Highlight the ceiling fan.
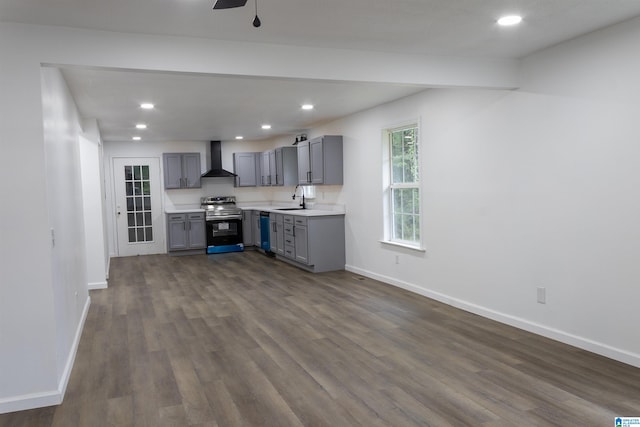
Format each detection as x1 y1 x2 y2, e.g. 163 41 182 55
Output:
212 0 261 27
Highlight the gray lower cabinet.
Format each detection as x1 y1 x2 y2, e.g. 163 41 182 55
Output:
252 211 261 247
277 214 345 272
283 216 295 259
293 216 309 264
167 212 206 254
269 213 285 255
242 210 254 246
163 153 201 189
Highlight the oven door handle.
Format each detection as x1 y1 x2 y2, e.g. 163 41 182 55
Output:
206 215 243 221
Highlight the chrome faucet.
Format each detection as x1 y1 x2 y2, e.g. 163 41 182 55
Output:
292 185 306 209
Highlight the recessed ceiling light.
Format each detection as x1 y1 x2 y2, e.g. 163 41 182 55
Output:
261 124 271 130
301 104 314 110
235 136 244 140
140 103 154 109
132 136 141 141
135 123 147 129
497 15 522 26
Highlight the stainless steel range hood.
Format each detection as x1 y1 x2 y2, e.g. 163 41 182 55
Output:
202 140 236 178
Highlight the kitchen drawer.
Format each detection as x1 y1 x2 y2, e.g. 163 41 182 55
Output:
283 215 294 225
283 224 294 234
187 212 204 220
168 213 186 222
284 244 295 259
283 235 294 246
294 217 307 226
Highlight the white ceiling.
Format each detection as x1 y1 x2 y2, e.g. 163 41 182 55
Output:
4 0 640 142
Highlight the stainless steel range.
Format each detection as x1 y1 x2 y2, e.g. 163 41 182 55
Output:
200 196 244 253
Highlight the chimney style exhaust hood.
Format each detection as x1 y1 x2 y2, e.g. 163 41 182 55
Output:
202 140 236 178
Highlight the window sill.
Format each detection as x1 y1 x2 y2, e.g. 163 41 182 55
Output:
379 240 426 252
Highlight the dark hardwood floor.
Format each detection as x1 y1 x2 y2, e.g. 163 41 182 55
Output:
2 251 639 426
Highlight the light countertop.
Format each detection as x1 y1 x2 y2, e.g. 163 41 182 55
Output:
166 203 344 217
239 206 345 217
165 204 204 214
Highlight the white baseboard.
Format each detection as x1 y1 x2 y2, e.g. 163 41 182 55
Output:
0 295 91 414
345 264 640 369
88 281 107 290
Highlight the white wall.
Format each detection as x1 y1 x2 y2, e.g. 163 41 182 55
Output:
80 120 109 289
321 17 640 366
41 66 91 384
0 38 60 410
0 65 91 412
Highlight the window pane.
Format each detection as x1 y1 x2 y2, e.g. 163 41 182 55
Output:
144 212 152 226
128 228 136 243
134 166 142 180
142 165 149 180
126 197 134 211
127 213 135 227
387 125 420 246
145 227 153 241
126 182 133 196
390 126 419 184
143 197 151 210
142 181 150 195
124 166 132 180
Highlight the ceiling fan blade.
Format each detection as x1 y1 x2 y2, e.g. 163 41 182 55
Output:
213 0 248 9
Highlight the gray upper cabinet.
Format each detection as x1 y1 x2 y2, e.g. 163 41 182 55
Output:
233 152 260 187
276 147 298 186
260 151 271 186
260 147 298 186
163 153 201 189
297 135 343 185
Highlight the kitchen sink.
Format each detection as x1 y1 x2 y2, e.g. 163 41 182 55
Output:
275 207 305 211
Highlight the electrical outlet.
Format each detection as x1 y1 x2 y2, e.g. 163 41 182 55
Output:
50 228 55 248
537 287 546 304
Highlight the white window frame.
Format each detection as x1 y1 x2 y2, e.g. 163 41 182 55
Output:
381 121 424 251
